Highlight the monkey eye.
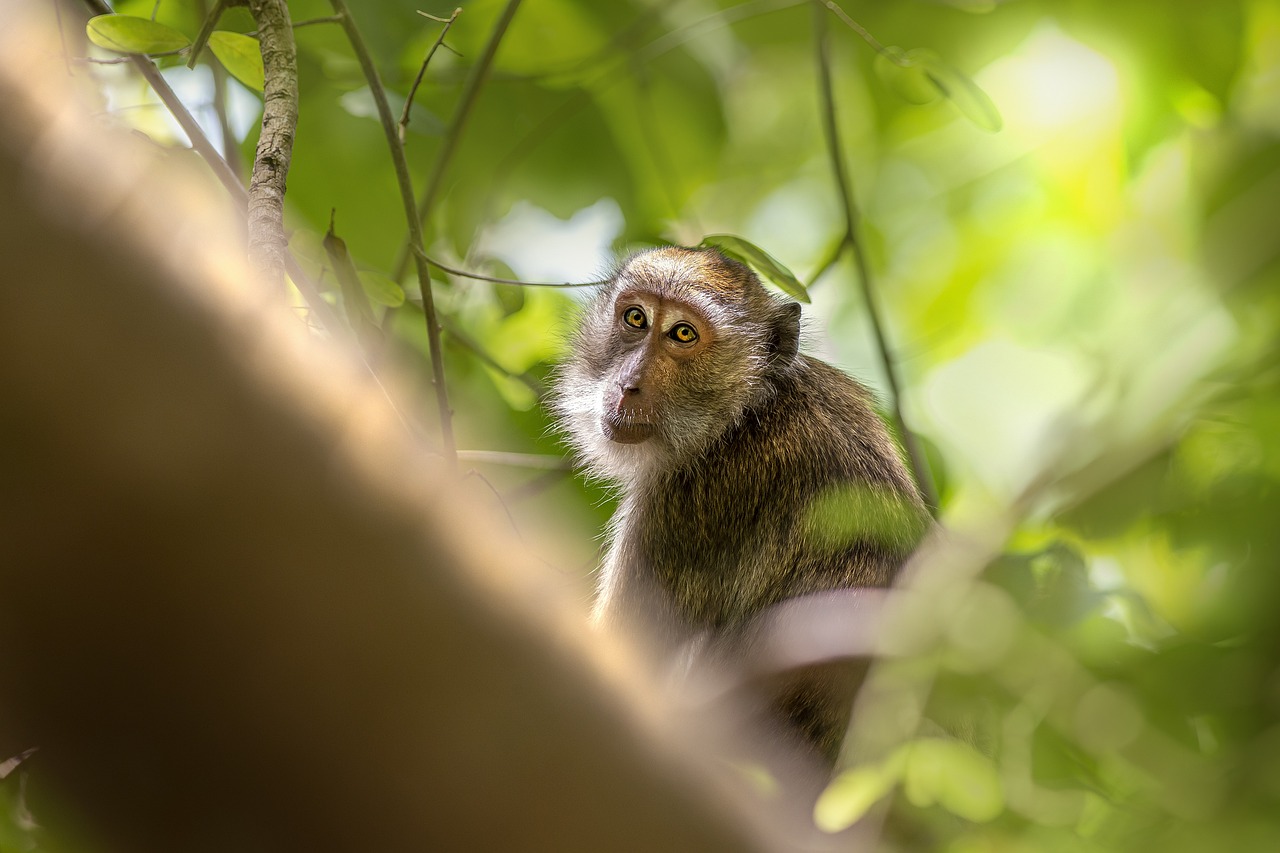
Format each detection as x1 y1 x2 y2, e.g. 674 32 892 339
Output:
622 306 647 329
669 322 699 344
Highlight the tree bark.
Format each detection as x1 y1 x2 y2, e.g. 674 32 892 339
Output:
245 0 298 289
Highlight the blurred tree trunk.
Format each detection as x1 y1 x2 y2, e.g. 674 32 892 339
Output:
0 6 778 851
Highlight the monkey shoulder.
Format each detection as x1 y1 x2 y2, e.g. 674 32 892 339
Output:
629 356 923 624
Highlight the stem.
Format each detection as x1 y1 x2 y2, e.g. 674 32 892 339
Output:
439 318 546 400
813 3 938 512
329 0 457 470
426 254 601 288
808 235 850 289
82 1 243 201
819 0 901 62
187 0 228 69
245 0 299 292
400 7 462 143
392 0 524 283
457 451 571 471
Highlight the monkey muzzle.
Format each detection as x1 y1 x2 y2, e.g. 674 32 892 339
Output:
602 392 656 444
602 412 655 444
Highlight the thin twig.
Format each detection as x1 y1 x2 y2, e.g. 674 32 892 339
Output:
244 16 345 38
813 3 938 513
473 0 799 238
78 47 188 65
426 254 602 288
807 235 850 289
400 7 462 143
81 0 245 201
291 15 343 29
328 0 458 471
439 318 547 399
187 0 228 69
458 451 572 471
504 467 571 503
819 0 907 64
195 0 243 175
74 0 410 432
392 0 524 283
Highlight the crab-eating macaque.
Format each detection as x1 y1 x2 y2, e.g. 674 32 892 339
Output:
555 246 929 765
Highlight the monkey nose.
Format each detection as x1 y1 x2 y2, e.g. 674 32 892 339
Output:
618 382 641 397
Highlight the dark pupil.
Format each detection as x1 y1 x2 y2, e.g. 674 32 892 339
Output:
626 309 644 326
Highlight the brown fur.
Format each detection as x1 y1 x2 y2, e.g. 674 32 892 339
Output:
555 247 928 764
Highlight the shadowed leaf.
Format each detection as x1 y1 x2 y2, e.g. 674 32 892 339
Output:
86 15 190 55
699 235 809 303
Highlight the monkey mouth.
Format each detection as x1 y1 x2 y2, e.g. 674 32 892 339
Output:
602 412 655 444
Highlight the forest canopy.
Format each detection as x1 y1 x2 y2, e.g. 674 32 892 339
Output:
4 0 1280 850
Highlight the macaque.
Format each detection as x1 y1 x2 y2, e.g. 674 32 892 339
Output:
555 246 928 763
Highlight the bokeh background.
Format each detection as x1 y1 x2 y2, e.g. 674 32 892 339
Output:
13 0 1280 849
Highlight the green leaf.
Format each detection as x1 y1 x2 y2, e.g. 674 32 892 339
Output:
874 47 940 105
873 47 1003 132
323 215 377 340
815 765 897 832
357 271 406 308
918 55 1003 132
698 235 809 303
904 739 1004 823
86 14 190 55
208 31 265 92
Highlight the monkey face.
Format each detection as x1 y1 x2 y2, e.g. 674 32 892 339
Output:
599 290 717 446
555 247 801 483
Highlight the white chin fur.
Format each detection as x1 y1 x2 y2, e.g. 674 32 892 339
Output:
565 394 666 485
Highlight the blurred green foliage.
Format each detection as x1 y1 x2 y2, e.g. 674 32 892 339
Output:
46 0 1280 848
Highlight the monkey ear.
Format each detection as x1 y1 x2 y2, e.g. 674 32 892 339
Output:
768 302 802 367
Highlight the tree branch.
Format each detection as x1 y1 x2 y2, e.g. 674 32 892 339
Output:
244 0 298 291
400 7 462 143
186 0 228 69
392 0 524 283
813 3 938 513
328 0 457 470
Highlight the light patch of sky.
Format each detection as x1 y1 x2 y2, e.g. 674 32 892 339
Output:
101 63 260 153
978 22 1122 138
477 199 624 287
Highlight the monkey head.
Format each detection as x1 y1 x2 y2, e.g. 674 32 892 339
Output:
556 247 801 483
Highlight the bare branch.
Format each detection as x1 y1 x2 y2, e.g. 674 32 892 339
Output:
427 254 602 288
813 5 938 513
400 7 461 143
186 0 228 69
244 0 299 292
392 0 524 283
328 1 458 470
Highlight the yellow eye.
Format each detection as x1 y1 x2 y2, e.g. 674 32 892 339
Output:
623 306 647 329
670 322 698 344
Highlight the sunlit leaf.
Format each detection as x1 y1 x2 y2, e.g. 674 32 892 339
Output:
815 765 896 832
357 271 405 308
699 235 809 303
208 31 264 92
904 739 1004 822
86 14 190 55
